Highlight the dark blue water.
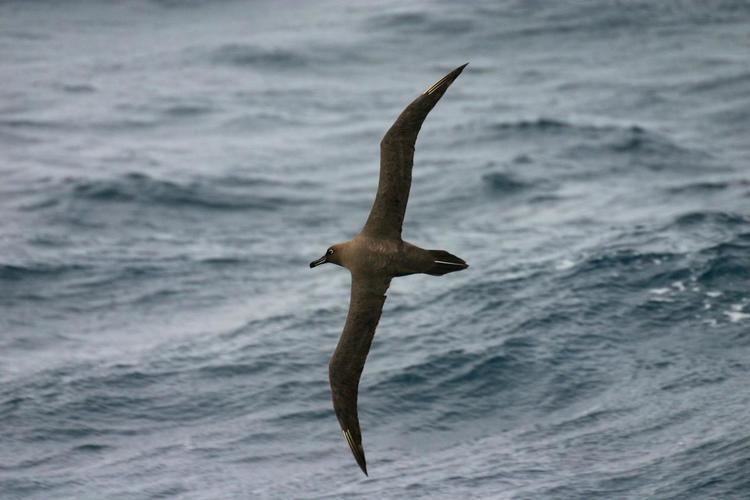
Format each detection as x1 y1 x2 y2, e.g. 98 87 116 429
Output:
2 1 750 498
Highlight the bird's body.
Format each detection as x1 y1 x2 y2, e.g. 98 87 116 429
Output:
327 236 464 278
310 64 469 475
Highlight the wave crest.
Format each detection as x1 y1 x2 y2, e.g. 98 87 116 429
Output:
45 172 313 211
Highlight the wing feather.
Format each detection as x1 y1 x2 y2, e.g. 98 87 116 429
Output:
328 274 391 475
361 63 468 239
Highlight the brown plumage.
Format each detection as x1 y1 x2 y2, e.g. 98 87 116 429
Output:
309 64 469 475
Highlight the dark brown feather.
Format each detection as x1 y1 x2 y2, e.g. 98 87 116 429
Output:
328 274 391 475
361 64 468 239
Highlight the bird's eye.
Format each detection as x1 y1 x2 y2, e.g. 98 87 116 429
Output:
327 248 334 255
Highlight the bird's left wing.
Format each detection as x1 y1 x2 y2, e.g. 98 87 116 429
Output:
329 273 391 476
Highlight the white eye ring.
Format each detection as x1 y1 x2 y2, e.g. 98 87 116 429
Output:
327 248 334 255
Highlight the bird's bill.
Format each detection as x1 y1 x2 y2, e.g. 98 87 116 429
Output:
309 255 327 268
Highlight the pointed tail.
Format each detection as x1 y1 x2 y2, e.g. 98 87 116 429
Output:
427 249 469 276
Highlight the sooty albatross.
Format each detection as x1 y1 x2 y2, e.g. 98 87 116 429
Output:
310 64 469 475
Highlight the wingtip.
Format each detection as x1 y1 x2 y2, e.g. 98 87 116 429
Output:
355 450 368 476
355 446 368 476
342 428 369 476
424 63 469 96
452 62 469 77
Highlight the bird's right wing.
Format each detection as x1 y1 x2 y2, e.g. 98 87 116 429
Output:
360 63 468 240
329 273 391 476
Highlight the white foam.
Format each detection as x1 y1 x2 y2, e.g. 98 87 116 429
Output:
725 304 750 323
555 259 575 270
725 310 750 323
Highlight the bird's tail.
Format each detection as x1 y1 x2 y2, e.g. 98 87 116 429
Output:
426 249 469 276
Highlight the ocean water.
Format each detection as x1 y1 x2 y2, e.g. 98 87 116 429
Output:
2 0 750 498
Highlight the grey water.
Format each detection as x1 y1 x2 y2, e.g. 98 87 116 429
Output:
2 0 750 498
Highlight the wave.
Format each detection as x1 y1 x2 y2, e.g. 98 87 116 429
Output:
698 232 750 286
666 180 750 195
566 238 748 292
58 83 97 94
0 129 42 146
371 337 535 401
481 172 530 194
684 70 750 96
478 118 699 168
489 117 575 132
483 118 651 148
366 11 475 35
564 249 679 278
0 116 160 134
0 118 67 132
671 211 749 227
34 172 315 212
549 212 750 328
483 1 750 42
209 43 310 69
116 98 216 121
0 263 88 282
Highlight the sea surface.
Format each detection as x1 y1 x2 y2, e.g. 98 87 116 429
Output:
2 1 750 498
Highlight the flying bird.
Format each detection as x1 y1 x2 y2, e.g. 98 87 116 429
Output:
310 64 469 475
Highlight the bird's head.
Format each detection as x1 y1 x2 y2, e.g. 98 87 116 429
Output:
310 243 346 269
